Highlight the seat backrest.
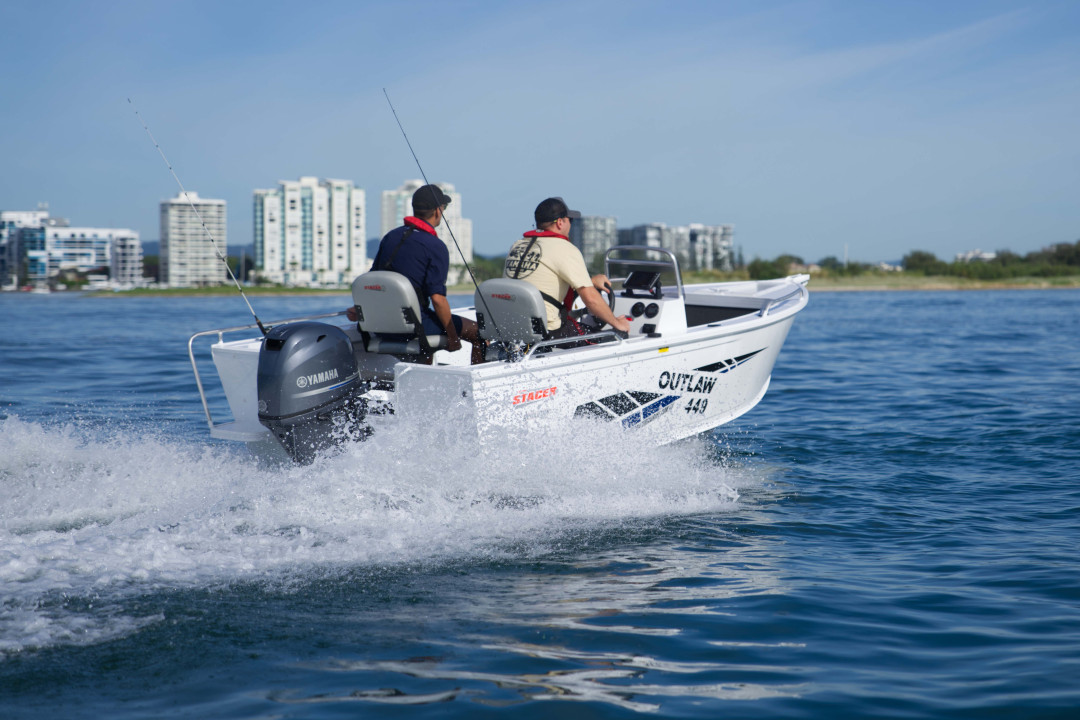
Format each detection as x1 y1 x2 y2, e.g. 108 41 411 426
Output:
473 278 548 344
351 271 423 335
352 270 449 356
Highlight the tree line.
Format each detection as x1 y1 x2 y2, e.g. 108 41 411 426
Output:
745 239 1080 280
202 238 1079 286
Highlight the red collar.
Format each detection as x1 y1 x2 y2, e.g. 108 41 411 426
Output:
404 216 437 234
523 230 569 240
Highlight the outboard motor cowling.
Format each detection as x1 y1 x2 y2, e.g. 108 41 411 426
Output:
257 322 367 464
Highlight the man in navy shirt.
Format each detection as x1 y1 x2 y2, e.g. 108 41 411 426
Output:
349 184 483 364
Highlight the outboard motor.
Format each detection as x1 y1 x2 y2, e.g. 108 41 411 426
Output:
257 321 368 464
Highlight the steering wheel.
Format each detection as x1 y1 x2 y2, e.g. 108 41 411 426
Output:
590 283 627 337
602 282 616 313
583 283 615 327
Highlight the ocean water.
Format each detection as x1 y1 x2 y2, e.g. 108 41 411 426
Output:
1 288 1078 718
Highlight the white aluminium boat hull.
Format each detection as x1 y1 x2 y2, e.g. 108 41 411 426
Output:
194 275 808 451
394 310 797 446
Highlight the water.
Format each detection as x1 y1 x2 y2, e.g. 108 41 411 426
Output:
2 289 1078 718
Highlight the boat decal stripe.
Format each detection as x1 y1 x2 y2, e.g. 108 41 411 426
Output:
695 348 765 373
573 401 612 421
577 394 679 428
598 392 639 415
642 395 680 420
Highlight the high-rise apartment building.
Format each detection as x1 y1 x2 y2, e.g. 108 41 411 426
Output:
111 234 144 286
160 192 226 287
626 223 671 250
689 224 735 271
1 210 48 287
381 180 473 283
43 226 141 283
2 208 142 288
569 215 617 271
254 177 366 286
623 222 734 271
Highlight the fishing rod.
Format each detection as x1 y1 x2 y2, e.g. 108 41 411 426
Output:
382 88 505 343
128 98 268 336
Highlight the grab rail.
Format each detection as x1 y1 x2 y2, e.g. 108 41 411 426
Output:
187 311 348 434
758 283 808 317
603 245 685 299
521 330 624 364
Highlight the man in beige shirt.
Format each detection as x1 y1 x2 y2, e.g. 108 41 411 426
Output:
504 197 630 338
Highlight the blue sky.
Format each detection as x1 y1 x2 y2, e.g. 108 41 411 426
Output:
1 0 1077 263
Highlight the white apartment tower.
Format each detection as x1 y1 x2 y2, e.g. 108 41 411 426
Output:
381 180 473 283
160 192 227 287
689 224 735 271
111 234 144 286
254 177 366 286
43 226 141 282
569 215 617 272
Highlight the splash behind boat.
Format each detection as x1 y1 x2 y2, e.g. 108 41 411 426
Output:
189 247 809 463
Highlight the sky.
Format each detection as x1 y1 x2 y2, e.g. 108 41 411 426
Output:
1 0 1078 263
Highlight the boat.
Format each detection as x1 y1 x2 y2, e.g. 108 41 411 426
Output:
189 247 809 463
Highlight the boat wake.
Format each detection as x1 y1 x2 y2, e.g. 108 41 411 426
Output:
0 414 746 655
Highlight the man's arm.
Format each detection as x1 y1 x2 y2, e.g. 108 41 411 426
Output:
577 286 630 333
430 293 462 352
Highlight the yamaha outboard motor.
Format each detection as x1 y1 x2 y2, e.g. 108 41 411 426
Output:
257 322 367 464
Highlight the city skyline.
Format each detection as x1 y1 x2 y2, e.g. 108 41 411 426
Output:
1 183 741 290
1 1 1078 264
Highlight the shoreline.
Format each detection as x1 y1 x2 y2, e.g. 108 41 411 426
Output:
797 278 1080 293
27 275 1080 298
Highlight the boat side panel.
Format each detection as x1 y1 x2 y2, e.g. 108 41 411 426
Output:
395 315 798 446
393 365 480 445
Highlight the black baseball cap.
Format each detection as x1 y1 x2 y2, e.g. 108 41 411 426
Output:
412 184 452 212
534 197 581 226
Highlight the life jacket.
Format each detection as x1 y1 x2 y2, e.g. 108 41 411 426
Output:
510 232 584 337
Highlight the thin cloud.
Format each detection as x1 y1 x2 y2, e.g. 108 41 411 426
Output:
1 1 1077 263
